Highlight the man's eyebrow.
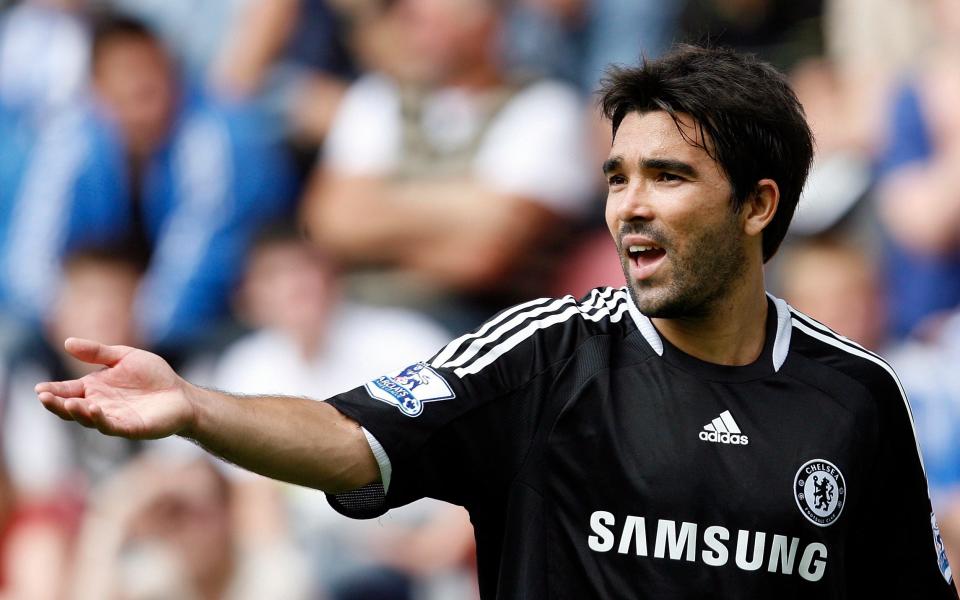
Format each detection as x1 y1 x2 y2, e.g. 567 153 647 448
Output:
601 157 622 175
641 158 697 177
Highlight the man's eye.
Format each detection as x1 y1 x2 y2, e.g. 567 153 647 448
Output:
607 175 626 186
658 172 684 183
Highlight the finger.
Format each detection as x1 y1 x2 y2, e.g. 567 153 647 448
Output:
86 404 117 437
38 392 77 422
64 338 132 367
35 379 85 398
63 398 99 429
60 398 129 438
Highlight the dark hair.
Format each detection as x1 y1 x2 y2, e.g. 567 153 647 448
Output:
62 243 149 276
251 218 310 251
90 14 161 68
249 218 337 269
598 45 814 262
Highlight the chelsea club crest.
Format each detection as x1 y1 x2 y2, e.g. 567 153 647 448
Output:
365 362 455 417
794 459 847 527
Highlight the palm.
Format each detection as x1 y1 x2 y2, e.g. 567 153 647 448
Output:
79 350 189 439
36 339 194 440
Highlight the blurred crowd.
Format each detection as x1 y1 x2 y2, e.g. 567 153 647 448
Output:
0 0 958 598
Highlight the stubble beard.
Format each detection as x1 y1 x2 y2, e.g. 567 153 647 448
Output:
621 215 747 320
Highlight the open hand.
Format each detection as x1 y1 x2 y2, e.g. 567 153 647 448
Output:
35 338 196 440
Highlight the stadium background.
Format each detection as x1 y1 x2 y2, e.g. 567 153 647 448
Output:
0 0 958 598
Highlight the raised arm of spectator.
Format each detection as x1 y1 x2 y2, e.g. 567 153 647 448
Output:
35 338 379 493
878 146 960 255
877 77 960 255
304 171 559 290
210 0 300 97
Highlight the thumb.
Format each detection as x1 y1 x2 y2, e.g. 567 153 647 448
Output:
64 338 133 367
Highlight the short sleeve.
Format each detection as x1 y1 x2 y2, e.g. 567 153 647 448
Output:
322 75 401 176
325 294 594 518
473 80 595 216
846 365 958 598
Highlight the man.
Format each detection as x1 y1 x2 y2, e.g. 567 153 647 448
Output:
36 46 957 598
303 0 594 331
69 456 310 600
0 14 295 352
4 246 146 498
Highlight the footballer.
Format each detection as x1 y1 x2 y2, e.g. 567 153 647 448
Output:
37 46 957 599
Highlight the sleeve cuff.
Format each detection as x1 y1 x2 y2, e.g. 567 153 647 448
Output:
362 427 392 493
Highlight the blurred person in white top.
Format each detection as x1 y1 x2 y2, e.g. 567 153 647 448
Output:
70 456 311 600
211 223 475 600
214 221 453 397
0 0 89 121
304 0 595 331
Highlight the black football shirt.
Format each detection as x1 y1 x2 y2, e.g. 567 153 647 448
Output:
326 287 958 599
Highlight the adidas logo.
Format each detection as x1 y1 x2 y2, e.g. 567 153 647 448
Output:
699 410 749 445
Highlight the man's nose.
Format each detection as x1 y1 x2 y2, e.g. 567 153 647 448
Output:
615 183 654 223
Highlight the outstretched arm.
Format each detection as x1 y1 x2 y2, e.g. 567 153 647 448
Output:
35 338 379 493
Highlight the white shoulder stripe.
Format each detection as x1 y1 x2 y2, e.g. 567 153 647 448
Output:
789 307 885 363
430 295 559 367
440 296 579 369
432 288 617 369
451 289 629 378
790 317 926 477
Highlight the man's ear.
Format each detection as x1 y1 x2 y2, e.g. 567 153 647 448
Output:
742 178 780 238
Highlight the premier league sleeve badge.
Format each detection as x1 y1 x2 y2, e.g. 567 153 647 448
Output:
364 362 456 417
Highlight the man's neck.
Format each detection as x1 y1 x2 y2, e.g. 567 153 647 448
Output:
651 274 769 366
440 60 502 91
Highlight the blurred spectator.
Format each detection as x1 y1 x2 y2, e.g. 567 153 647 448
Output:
208 223 475 600
503 0 680 91
778 237 887 351
789 59 874 237
824 0 930 155
214 222 452 394
875 0 960 338
0 14 296 353
0 451 70 600
1 247 144 500
211 0 355 145
69 456 310 600
888 311 960 575
0 98 36 344
548 228 622 299
0 0 89 122
305 0 594 331
678 0 824 72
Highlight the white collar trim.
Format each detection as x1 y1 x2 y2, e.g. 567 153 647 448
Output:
768 292 792 372
625 289 792 371
625 290 664 356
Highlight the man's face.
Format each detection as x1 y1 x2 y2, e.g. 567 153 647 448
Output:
604 111 747 319
394 0 496 83
49 259 140 375
242 241 332 334
130 461 232 587
93 36 176 156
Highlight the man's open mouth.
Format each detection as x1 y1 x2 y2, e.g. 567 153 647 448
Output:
626 244 666 280
627 244 666 262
